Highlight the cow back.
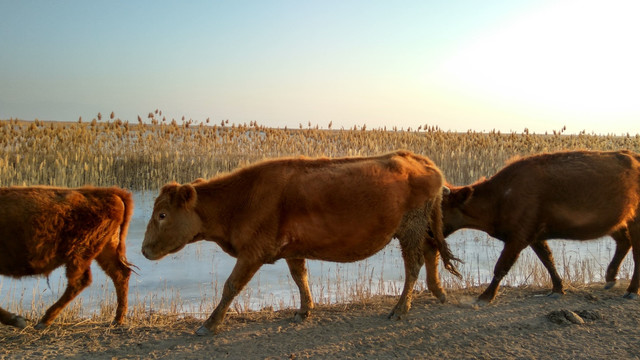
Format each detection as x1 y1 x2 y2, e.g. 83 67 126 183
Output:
0 186 133 277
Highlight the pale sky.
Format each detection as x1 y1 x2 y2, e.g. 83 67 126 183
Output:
1 0 638 135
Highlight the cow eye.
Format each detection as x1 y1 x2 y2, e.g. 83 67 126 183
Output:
159 213 167 220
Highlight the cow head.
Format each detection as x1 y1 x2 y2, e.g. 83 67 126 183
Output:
441 185 474 237
142 182 203 260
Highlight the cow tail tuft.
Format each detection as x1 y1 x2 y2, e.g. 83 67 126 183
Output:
430 190 463 278
117 189 138 275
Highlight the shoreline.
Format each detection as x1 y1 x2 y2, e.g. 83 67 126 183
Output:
2 282 639 359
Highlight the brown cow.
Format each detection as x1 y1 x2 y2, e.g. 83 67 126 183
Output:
142 150 461 335
442 150 640 304
0 186 134 329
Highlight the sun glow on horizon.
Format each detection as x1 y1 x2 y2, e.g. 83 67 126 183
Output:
1 1 638 135
432 0 640 132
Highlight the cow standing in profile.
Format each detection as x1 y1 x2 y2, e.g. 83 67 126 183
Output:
142 150 460 335
0 186 134 329
442 150 640 304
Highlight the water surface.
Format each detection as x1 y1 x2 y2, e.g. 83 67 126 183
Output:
1 192 632 318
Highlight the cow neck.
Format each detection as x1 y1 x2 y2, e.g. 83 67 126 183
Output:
192 177 248 241
464 180 500 236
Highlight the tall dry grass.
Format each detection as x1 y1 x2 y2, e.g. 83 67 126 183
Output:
1 114 639 324
2 115 639 190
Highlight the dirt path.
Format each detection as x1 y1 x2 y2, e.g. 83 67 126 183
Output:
2 283 640 359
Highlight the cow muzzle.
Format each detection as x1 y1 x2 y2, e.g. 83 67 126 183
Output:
141 246 161 260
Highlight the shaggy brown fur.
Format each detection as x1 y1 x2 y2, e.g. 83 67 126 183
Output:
0 186 134 329
142 150 460 335
442 150 640 303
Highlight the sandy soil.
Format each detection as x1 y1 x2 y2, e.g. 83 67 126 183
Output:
2 282 640 359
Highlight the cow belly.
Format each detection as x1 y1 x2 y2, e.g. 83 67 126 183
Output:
543 206 630 240
276 206 405 262
0 257 38 277
277 232 394 263
0 249 62 277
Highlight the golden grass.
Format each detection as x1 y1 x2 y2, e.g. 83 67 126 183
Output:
1 114 639 323
2 116 639 190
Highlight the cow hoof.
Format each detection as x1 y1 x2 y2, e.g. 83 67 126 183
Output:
546 292 563 299
437 293 447 304
473 298 490 307
34 322 49 330
110 321 121 327
195 326 214 336
387 308 407 321
11 315 27 329
293 311 310 323
623 292 639 300
604 281 616 290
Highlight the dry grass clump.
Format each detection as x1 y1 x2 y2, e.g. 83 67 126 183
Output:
2 115 639 190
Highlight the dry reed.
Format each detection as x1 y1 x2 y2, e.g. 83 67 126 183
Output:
2 115 638 190
1 114 639 323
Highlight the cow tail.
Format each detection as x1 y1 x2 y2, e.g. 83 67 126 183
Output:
430 189 462 279
117 189 139 275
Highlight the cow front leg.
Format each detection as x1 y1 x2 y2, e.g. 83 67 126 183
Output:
478 240 528 304
37 266 92 329
286 258 314 322
196 258 262 336
529 240 563 297
0 307 27 329
389 239 424 320
606 229 631 289
424 244 446 303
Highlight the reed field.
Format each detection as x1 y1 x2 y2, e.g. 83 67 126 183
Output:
1 113 640 326
2 114 639 190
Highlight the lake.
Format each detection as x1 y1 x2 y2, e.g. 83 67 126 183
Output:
1 192 633 318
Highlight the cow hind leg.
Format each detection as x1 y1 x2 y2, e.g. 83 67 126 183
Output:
529 240 564 297
389 235 424 320
606 229 631 290
424 244 446 303
36 265 92 329
286 258 314 322
0 307 27 329
624 222 640 299
96 246 132 325
196 258 262 336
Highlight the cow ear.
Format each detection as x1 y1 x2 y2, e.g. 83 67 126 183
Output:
160 182 180 194
176 184 197 209
458 186 473 204
452 186 473 205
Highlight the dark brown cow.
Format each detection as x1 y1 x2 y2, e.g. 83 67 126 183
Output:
142 150 460 335
0 186 134 329
442 150 640 304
